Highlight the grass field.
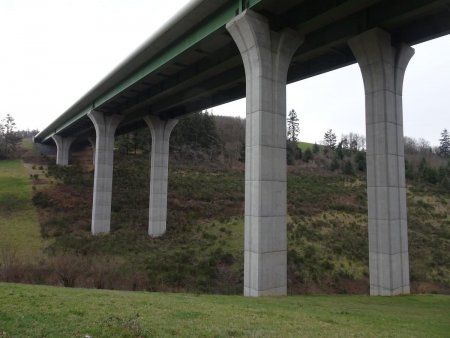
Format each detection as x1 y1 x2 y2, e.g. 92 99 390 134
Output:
0 283 449 337
0 159 47 261
298 141 316 151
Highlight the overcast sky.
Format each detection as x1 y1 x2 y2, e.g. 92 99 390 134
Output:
1 0 449 145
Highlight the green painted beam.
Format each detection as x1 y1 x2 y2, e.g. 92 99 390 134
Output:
92 0 261 109
42 105 93 143
38 0 263 143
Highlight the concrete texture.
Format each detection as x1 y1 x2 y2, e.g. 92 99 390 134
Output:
348 28 413 296
87 110 123 235
227 10 302 297
144 116 178 237
52 135 75 166
87 136 96 166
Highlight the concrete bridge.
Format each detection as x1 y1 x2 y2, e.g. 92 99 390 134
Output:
34 0 450 297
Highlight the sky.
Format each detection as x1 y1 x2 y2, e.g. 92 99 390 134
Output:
1 0 449 146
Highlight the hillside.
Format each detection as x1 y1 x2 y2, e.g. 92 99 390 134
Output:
0 158 47 262
1 135 448 294
0 283 449 337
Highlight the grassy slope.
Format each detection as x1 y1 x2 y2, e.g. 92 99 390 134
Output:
0 159 46 261
298 141 316 151
32 150 450 293
0 283 449 338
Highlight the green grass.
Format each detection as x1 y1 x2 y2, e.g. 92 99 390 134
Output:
20 138 36 152
0 283 449 337
298 141 318 151
0 159 47 261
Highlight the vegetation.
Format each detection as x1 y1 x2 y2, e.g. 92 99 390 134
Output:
323 129 337 151
1 283 449 338
0 114 21 158
287 109 299 142
0 159 47 265
439 128 450 158
0 113 449 295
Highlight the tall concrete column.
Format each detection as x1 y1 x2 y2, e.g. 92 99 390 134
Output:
88 136 96 166
144 116 178 237
227 10 302 296
52 135 75 166
88 110 123 235
348 28 414 296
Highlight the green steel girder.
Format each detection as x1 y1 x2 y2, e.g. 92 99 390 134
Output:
37 0 450 143
40 0 262 143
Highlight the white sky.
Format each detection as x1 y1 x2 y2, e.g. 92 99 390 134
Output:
1 0 449 145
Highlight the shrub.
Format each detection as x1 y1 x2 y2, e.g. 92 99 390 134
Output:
342 160 354 175
330 157 340 171
354 151 366 171
303 148 313 162
32 191 52 208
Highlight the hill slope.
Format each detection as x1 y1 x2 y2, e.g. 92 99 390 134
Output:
1 137 449 294
0 159 47 262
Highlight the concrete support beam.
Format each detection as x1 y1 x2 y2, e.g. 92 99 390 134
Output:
144 116 178 237
348 28 414 296
88 111 123 235
52 135 75 166
227 10 302 297
88 136 96 166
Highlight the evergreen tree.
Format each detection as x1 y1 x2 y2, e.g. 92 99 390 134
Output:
312 143 320 154
439 129 450 158
303 148 313 162
171 110 221 159
354 151 366 172
0 114 21 156
323 129 337 151
287 109 299 142
342 160 354 175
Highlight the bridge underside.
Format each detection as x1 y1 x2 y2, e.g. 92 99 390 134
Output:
35 0 450 297
38 0 450 144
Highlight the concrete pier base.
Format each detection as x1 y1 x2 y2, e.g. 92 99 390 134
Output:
349 28 413 296
227 10 302 296
52 135 75 166
144 116 178 237
88 111 123 235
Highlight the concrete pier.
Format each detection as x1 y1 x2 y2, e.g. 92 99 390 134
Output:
52 135 75 166
227 10 302 296
88 110 123 235
144 116 178 237
349 28 413 296
88 136 96 166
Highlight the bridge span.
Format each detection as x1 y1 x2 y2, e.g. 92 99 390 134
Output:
34 0 450 297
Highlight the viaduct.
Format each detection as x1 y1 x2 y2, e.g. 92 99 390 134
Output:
34 0 450 297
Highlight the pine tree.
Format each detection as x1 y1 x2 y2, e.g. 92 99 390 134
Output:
323 129 337 150
439 129 450 158
0 114 20 156
287 109 299 142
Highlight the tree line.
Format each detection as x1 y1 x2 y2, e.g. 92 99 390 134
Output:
0 114 39 159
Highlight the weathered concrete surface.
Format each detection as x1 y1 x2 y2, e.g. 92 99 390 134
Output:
88 136 96 166
144 116 178 237
88 111 123 235
227 10 302 297
52 135 75 166
349 28 413 296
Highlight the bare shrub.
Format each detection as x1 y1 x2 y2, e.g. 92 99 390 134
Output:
0 245 24 282
89 255 123 289
51 253 87 287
